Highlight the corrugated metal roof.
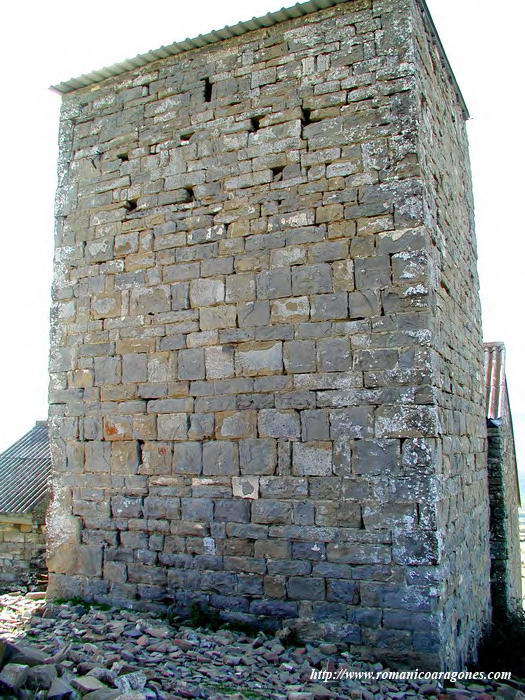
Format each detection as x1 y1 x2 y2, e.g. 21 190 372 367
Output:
0 422 51 514
484 342 507 421
50 0 469 118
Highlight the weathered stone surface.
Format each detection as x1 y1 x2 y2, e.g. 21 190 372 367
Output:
111 442 140 474
48 0 490 671
178 348 205 380
293 442 332 476
271 296 310 323
283 341 316 374
26 664 57 690
205 345 235 379
237 342 283 376
72 676 108 693
189 278 224 307
85 441 111 474
203 441 239 476
258 410 300 439
216 411 257 439
173 442 202 475
157 413 187 441
0 663 29 693
48 544 102 577
317 338 351 373
48 676 75 700
200 305 237 330
4 593 516 700
256 269 292 300
239 438 277 475
232 476 259 500
292 264 332 295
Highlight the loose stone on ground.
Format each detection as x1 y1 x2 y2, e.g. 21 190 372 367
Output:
0 593 523 700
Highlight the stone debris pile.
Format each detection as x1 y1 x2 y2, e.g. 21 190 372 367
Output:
0 593 524 700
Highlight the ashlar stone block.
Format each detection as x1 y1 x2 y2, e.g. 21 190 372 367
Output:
237 342 283 376
200 305 237 330
330 407 374 440
375 406 440 438
348 290 381 318
301 410 330 441
131 286 171 315
225 273 256 302
188 413 215 440
355 256 391 289
271 296 310 323
178 348 205 380
205 345 235 379
111 441 140 474
157 414 188 441
233 476 260 499
141 442 173 475
237 301 270 327
252 500 291 524
293 442 333 476
216 410 257 439
292 264 332 295
256 268 292 299
258 409 300 439
104 417 133 441
352 439 400 476
85 441 111 473
239 438 277 475
173 442 202 475
190 278 224 307
310 293 348 321
283 341 316 373
215 499 251 523
94 357 121 385
122 354 148 383
203 441 239 475
317 337 351 372
287 577 325 601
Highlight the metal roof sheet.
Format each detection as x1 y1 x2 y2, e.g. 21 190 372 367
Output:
0 422 51 514
484 342 507 421
50 0 469 118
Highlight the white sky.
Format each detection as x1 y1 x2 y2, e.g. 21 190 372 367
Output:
1 0 523 494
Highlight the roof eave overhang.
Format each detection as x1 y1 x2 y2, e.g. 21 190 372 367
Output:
50 0 469 119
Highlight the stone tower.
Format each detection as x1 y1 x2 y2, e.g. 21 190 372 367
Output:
48 0 491 669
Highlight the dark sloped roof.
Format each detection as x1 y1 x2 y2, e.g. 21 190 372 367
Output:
0 422 51 513
50 0 469 118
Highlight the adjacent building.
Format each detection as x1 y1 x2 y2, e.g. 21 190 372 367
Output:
484 342 522 614
0 422 50 592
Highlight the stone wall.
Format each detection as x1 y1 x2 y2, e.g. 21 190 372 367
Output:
519 508 525 607
48 0 490 669
0 506 47 592
411 2 491 667
487 419 522 615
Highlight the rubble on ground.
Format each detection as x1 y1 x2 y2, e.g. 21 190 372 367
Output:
0 592 523 700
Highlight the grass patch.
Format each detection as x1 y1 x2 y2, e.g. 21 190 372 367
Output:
204 682 267 699
53 596 112 613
